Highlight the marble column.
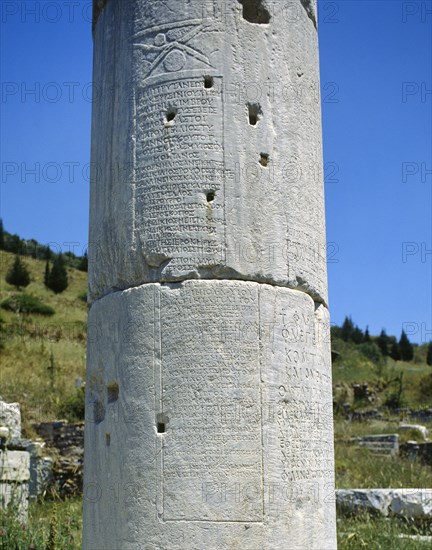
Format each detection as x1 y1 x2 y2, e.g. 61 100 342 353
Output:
83 2 337 548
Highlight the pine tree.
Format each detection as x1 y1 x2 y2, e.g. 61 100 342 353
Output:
0 219 4 250
47 254 68 294
78 251 88 272
390 340 401 361
399 330 414 362
351 326 364 344
377 329 389 356
47 350 56 389
341 316 354 342
330 325 342 340
28 239 38 259
44 261 51 287
43 246 52 261
427 343 432 367
363 326 371 343
9 234 23 254
5 255 30 289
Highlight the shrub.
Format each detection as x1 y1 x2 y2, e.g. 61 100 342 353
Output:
418 373 432 401
390 341 401 361
0 314 5 350
77 252 88 272
5 254 30 289
384 373 404 409
399 329 414 362
44 260 50 287
46 254 68 294
384 391 404 409
57 386 85 421
0 497 81 549
1 294 55 316
358 342 381 364
426 342 432 366
46 504 58 550
377 329 390 356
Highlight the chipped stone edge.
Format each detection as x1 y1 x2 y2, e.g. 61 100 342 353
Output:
89 276 329 313
336 489 432 519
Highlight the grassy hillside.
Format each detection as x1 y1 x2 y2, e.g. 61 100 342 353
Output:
331 335 432 489
0 251 87 435
332 337 432 410
1 246 431 546
1 248 431 486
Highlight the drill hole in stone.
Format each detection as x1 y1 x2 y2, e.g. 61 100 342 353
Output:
259 153 269 167
93 398 105 424
156 413 169 434
106 433 111 446
247 103 262 126
107 381 119 403
204 76 214 89
165 109 177 123
206 191 215 202
238 0 271 24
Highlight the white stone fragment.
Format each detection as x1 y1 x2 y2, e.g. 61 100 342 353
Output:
398 535 432 542
399 424 428 440
356 434 399 456
0 450 30 523
0 401 21 439
0 450 30 482
336 489 432 519
390 490 432 519
0 482 29 523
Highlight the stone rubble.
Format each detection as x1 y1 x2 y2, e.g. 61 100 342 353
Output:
336 489 432 520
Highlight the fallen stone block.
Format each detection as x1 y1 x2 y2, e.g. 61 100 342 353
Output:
354 434 399 456
0 449 30 522
336 489 432 520
399 423 428 441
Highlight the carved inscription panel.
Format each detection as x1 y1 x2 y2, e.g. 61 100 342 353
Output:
134 77 225 274
84 281 336 548
260 286 334 503
156 282 334 524
159 282 263 522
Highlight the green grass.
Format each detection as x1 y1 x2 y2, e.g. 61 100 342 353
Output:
335 443 432 489
1 293 55 316
0 497 82 549
0 251 87 434
332 338 432 409
337 514 431 549
2 496 431 549
332 344 432 490
1 248 432 545
334 417 432 488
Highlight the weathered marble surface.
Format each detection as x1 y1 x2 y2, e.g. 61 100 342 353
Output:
399 423 428 440
336 489 432 519
83 280 336 550
88 0 327 305
0 401 21 439
0 450 30 522
86 1 336 548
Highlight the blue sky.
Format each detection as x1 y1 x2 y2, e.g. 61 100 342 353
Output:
1 0 431 343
